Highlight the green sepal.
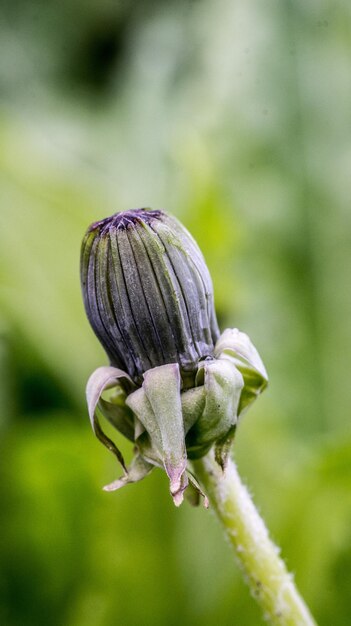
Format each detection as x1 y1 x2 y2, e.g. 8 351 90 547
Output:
215 424 237 471
86 366 135 474
181 386 206 433
184 471 209 508
186 359 244 459
126 363 188 506
99 384 135 441
215 328 268 415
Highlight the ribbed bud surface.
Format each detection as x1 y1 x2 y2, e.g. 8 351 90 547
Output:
80 209 219 385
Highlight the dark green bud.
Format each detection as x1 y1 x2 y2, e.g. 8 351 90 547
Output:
81 209 219 387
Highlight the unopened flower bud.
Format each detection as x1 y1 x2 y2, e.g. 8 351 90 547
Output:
80 209 219 387
82 209 268 506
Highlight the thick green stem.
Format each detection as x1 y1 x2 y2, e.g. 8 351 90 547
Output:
192 452 317 626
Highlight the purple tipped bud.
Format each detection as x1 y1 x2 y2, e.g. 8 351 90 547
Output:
80 209 219 386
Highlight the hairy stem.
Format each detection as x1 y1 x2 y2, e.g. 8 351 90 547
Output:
192 452 317 626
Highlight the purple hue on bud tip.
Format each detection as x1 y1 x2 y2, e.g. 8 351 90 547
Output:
89 208 163 235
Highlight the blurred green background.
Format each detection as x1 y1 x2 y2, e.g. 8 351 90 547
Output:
1 1 351 625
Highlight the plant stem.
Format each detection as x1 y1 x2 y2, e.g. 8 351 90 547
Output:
192 452 317 626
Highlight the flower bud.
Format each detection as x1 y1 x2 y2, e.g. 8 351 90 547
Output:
81 209 219 386
82 209 268 506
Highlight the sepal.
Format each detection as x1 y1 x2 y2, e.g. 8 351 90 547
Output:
86 366 135 474
184 471 209 508
186 358 244 459
215 329 268 415
103 454 153 492
127 364 188 506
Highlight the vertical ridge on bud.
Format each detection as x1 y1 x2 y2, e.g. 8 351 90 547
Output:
124 226 166 366
115 227 159 368
155 220 214 357
137 222 199 369
83 231 125 370
127 227 179 364
109 226 152 376
165 215 220 343
96 235 125 363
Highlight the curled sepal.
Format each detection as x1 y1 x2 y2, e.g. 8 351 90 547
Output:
103 454 153 492
186 359 244 459
86 366 135 474
215 424 236 471
99 385 135 442
185 471 209 508
214 328 268 415
126 364 188 506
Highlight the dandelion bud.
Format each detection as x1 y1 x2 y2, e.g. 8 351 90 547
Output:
82 209 268 506
80 209 219 387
